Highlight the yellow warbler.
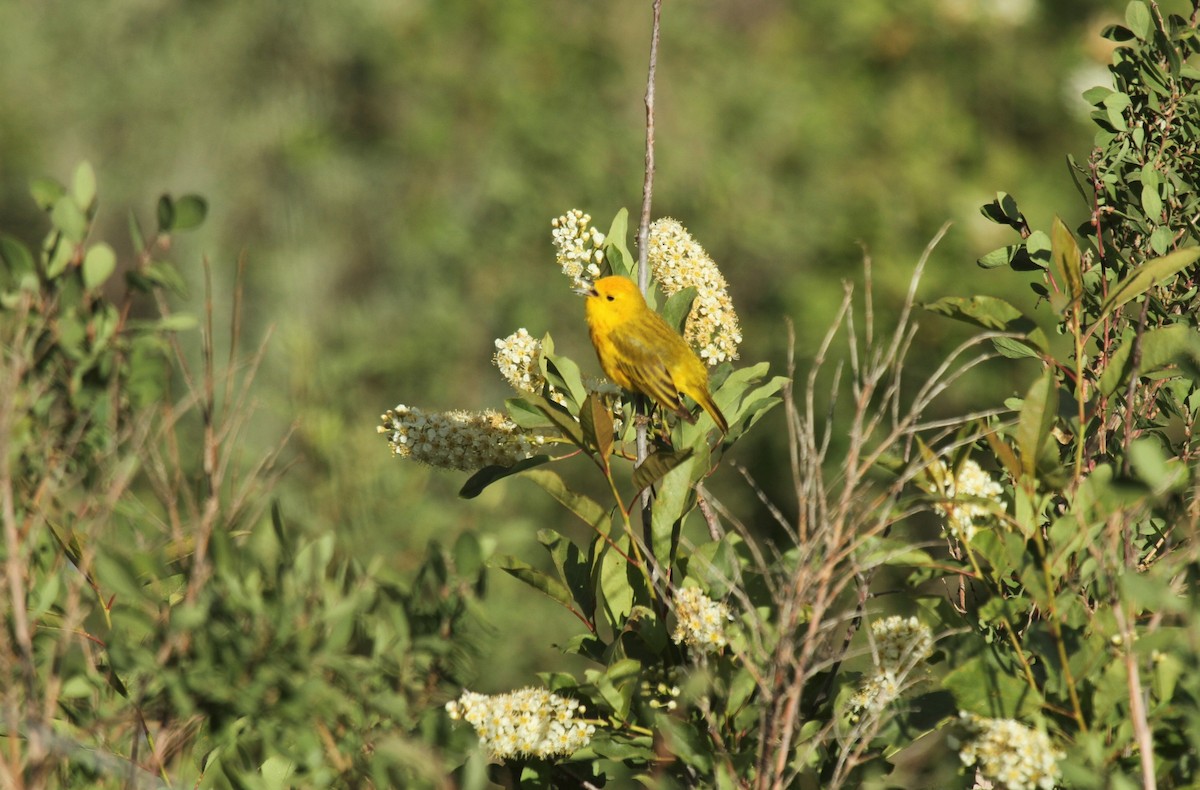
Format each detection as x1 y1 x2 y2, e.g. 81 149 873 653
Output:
581 276 728 434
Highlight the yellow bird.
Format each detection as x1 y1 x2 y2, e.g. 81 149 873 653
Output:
581 276 728 434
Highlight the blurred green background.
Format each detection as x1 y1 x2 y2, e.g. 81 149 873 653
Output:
0 0 1124 688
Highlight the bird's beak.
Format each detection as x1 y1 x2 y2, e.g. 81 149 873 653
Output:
574 283 598 298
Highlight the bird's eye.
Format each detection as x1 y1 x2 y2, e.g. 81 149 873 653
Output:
606 295 615 301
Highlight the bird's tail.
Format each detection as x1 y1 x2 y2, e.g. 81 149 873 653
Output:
694 390 729 435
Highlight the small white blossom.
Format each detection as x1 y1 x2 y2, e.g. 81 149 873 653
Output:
445 688 596 761
958 713 1063 790
671 586 733 653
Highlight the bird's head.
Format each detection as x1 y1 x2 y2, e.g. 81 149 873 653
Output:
579 276 647 321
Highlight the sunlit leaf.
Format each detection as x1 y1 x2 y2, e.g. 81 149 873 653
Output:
1099 247 1200 321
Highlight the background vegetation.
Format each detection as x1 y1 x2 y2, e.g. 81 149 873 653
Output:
12 0 1199 788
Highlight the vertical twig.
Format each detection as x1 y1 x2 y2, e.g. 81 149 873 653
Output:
637 0 664 554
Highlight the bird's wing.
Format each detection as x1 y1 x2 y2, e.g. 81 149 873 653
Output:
608 327 688 415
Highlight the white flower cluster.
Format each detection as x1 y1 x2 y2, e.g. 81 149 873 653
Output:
847 671 902 719
671 586 733 653
958 713 1063 790
933 459 1007 543
493 328 567 406
848 616 933 722
647 218 742 364
552 209 605 290
378 404 544 471
494 328 545 395
871 615 934 672
445 688 596 761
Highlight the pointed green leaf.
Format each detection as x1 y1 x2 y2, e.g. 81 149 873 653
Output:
457 455 551 499
1016 369 1056 479
156 194 174 233
490 554 575 608
538 529 596 620
1051 216 1083 307
923 295 1048 354
1099 324 1200 396
128 209 146 253
521 468 613 536
632 448 694 496
661 286 697 334
543 351 587 407
603 208 634 278
505 396 556 429
579 392 614 459
1099 247 1200 321
524 392 585 449
648 451 699 563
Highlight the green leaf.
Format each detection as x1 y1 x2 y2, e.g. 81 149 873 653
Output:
1051 216 1083 308
539 529 596 620
458 455 551 499
1024 230 1052 269
661 286 697 334
603 208 634 278
979 192 1026 232
128 209 146 252
524 392 585 449
579 392 614 459
505 396 555 429
51 196 88 243
992 336 1044 360
1098 324 1200 396
490 554 575 608
156 194 175 232
1127 438 1187 494
82 243 117 290
632 448 694 496
599 538 635 623
172 194 208 230
0 235 34 280
30 177 65 212
543 350 587 407
453 531 484 578
1099 247 1200 321
1125 0 1152 40
1149 226 1174 255
923 295 1048 355
976 244 1041 271
655 714 713 771
1016 369 1056 479
72 161 97 215
1103 91 1132 131
943 655 1043 719
521 469 613 537
647 451 699 562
